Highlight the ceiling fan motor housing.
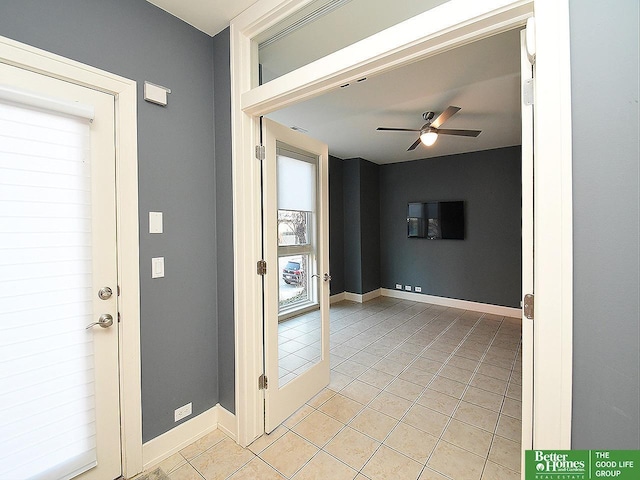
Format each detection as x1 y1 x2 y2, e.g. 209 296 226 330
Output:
422 111 435 122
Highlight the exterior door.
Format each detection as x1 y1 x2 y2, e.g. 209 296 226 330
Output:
0 63 121 479
262 118 330 432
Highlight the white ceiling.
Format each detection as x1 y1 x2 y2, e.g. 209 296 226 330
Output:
267 28 522 164
145 0 256 36
145 0 523 164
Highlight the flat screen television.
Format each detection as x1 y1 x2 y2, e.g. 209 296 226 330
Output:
407 201 465 239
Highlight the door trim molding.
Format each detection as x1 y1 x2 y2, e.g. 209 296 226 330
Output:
231 0 573 449
0 36 143 476
530 0 573 448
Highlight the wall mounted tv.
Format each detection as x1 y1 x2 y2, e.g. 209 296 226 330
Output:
407 201 465 240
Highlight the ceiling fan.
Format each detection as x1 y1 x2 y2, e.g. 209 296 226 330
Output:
377 106 481 151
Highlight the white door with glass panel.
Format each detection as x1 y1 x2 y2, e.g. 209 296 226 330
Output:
0 63 121 479
263 119 330 432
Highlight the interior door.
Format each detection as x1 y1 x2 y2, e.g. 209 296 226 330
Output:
520 25 535 466
0 63 121 479
262 118 330 432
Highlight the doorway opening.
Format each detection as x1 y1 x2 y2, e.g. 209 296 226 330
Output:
260 25 527 477
231 0 573 454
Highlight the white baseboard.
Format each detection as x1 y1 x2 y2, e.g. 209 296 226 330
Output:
330 292 346 304
217 405 237 441
343 289 382 303
380 288 522 318
142 404 237 470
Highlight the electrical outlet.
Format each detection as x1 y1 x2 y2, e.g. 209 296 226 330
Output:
395 283 402 290
174 402 192 422
415 286 422 293
405 285 412 291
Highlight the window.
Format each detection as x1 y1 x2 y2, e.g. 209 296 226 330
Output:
276 144 319 315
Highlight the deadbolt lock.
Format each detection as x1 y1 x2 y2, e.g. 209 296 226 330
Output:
98 286 113 300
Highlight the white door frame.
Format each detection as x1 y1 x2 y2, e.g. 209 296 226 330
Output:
231 0 573 449
0 37 143 477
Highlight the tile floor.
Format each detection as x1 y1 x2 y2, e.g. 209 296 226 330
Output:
145 297 522 480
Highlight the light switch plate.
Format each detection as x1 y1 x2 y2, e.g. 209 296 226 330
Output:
149 211 163 234
152 257 164 278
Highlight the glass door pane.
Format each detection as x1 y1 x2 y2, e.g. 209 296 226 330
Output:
276 146 320 385
254 0 450 85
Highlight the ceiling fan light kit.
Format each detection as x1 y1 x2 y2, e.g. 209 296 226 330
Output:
420 129 438 146
377 106 482 151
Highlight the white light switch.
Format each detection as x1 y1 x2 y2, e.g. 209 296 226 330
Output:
149 212 163 234
152 257 165 278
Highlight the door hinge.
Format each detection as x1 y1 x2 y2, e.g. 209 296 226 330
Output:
117 311 121 323
523 78 534 106
258 374 268 390
255 145 265 161
523 293 534 319
257 259 267 276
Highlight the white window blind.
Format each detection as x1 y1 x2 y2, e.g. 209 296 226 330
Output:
0 99 97 480
277 146 317 213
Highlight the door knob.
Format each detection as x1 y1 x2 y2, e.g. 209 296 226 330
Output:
86 314 114 329
98 286 113 300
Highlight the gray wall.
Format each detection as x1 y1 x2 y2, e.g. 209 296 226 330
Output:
379 147 522 307
360 159 382 293
569 0 640 448
343 159 362 293
0 0 220 442
341 158 381 294
329 156 346 294
213 28 235 414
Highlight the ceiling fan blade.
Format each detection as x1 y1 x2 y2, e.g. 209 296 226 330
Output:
407 138 422 151
436 128 481 137
377 127 421 132
431 106 461 129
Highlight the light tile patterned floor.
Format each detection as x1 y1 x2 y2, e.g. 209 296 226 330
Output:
146 298 522 480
